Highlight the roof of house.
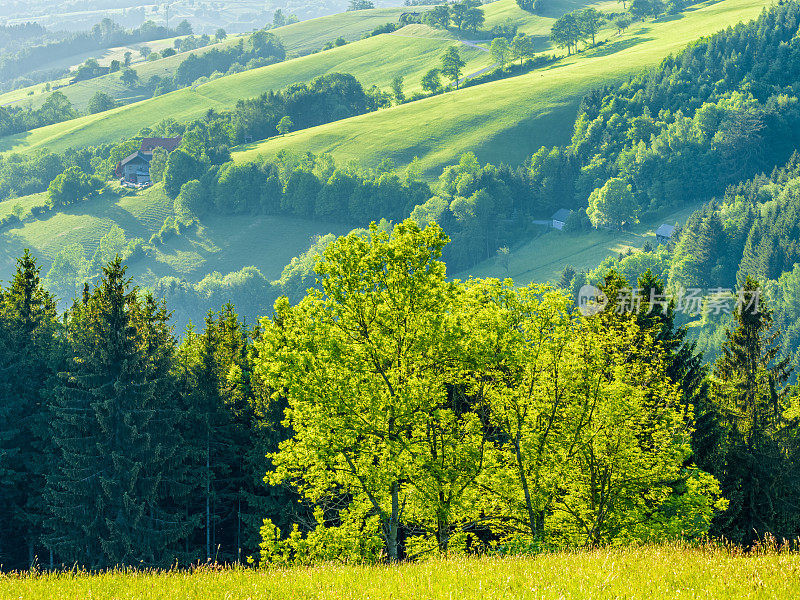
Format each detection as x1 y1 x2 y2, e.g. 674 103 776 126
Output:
656 224 676 238
114 151 151 176
140 136 182 153
551 208 572 222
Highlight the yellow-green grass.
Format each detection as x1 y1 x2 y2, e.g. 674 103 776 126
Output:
3 545 800 599
457 202 702 285
0 0 598 151
232 0 771 178
273 7 433 55
0 185 349 288
0 192 48 221
0 31 493 154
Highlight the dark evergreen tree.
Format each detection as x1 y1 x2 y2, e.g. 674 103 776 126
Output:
708 277 798 545
45 258 189 567
0 250 59 570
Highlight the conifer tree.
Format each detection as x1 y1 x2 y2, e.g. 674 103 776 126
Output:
709 277 798 544
46 258 189 567
0 250 59 569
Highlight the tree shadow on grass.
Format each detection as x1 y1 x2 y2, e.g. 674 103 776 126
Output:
60 196 152 240
583 36 655 59
655 13 685 23
0 130 33 154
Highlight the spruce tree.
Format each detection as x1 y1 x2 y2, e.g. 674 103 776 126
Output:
46 258 189 567
709 277 798 544
0 250 59 569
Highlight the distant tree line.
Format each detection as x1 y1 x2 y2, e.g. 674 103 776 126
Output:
0 18 192 89
173 31 285 87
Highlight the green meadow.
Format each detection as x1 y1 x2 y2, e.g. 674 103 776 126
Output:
2 545 798 600
458 202 704 284
0 7 430 113
0 28 492 153
0 0 588 154
233 0 771 177
0 184 348 287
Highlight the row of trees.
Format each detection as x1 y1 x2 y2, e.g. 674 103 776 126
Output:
4 219 797 568
0 252 294 570
423 1 486 33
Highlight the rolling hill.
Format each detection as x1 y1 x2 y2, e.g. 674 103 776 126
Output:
0 7 431 113
0 0 591 155
0 0 777 305
231 0 773 178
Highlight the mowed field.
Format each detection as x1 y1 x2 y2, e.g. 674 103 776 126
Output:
458 202 703 284
0 184 348 289
232 0 772 177
2 546 799 600
0 0 592 154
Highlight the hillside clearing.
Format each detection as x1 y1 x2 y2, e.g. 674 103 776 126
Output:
0 185 349 288
458 202 703 284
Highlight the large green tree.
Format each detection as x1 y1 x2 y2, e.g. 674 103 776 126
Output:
259 221 483 560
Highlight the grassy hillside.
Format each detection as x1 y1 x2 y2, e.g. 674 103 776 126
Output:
456 202 702 284
0 184 348 288
3 546 799 599
232 0 772 177
0 0 588 154
0 31 493 153
0 7 426 113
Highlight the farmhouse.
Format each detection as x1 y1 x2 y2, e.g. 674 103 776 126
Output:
551 208 572 231
115 137 182 186
656 223 676 244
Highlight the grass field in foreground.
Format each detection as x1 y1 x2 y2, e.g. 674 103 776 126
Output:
2 545 799 599
457 202 703 284
232 0 771 178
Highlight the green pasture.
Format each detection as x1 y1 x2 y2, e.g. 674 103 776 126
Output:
232 0 771 177
0 184 348 288
1 545 798 600
457 202 703 284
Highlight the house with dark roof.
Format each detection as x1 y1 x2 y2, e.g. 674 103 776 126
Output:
115 137 182 185
551 208 572 231
656 224 676 244
140 137 182 154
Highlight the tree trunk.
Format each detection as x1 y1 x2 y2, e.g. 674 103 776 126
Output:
385 481 400 561
437 490 450 553
515 436 539 537
206 440 211 562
